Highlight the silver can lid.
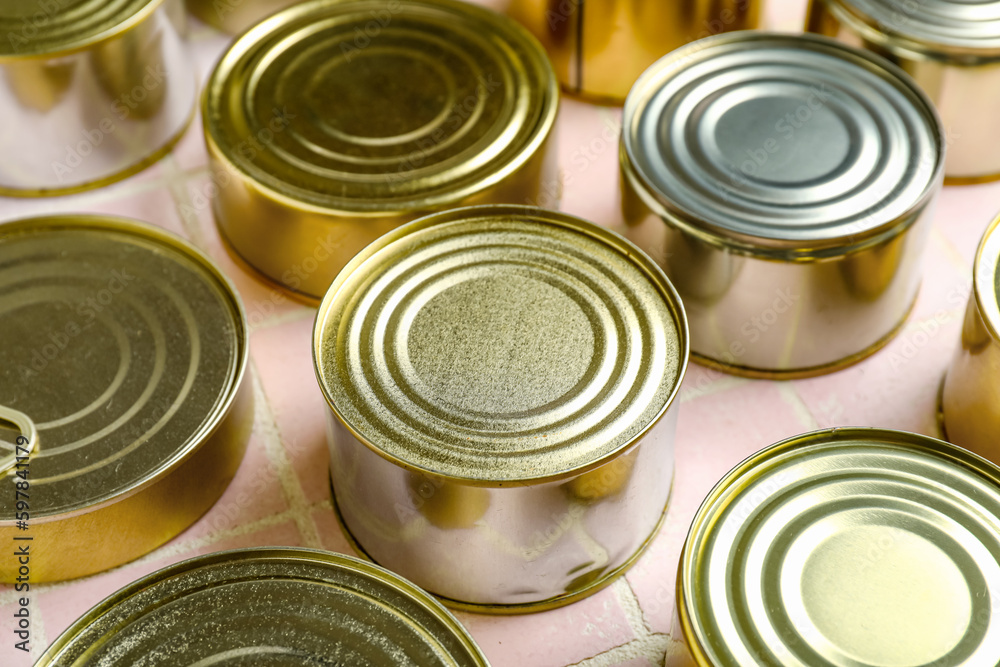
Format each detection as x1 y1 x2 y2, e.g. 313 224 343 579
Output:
622 32 942 253
835 0 1000 52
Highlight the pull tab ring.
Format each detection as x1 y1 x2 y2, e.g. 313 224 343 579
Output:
0 406 37 477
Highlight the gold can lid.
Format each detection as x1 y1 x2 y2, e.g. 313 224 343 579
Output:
314 205 688 484
37 547 491 666
0 0 160 58
0 217 246 534
680 428 1000 666
974 213 1000 343
203 0 556 214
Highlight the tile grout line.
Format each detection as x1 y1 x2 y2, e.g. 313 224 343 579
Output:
777 382 819 432
28 596 46 663
564 633 670 667
931 226 972 275
249 361 325 550
679 375 748 404
613 577 653 636
162 154 209 249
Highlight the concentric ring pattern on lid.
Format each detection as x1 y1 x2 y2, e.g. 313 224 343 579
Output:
838 0 1000 51
36 548 491 666
681 428 1000 666
314 206 687 483
204 0 556 212
623 33 942 250
0 0 158 57
0 216 244 517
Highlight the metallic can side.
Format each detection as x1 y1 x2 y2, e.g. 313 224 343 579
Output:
203 0 558 303
806 0 1000 182
620 32 944 378
314 205 689 611
0 215 252 582
941 213 1000 461
0 0 196 196
186 0 301 33
502 0 762 103
36 547 491 666
670 427 1000 666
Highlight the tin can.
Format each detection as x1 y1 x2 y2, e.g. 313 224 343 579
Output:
36 547 491 666
313 205 689 612
668 427 1000 666
501 0 762 103
941 213 1000 462
203 0 559 303
186 0 301 33
807 0 1000 182
0 215 252 582
620 32 945 378
0 0 197 196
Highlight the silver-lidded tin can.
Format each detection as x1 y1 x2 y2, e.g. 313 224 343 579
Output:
37 547 491 666
313 205 689 612
807 0 1000 182
941 212 1000 462
0 0 196 196
620 32 945 378
668 427 1000 666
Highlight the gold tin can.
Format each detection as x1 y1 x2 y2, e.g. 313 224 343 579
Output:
0 0 197 196
669 427 1000 667
0 215 252 582
36 547 491 666
203 0 559 303
313 205 689 612
941 213 1000 462
501 0 762 103
186 0 301 33
620 32 945 379
807 0 1000 182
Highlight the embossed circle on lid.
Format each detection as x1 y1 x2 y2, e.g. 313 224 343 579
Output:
314 206 688 483
0 0 159 58
204 0 556 212
36 548 490 666
681 428 1000 666
836 0 1000 51
0 216 245 517
623 33 942 250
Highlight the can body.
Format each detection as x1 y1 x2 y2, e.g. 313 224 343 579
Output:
502 0 762 102
186 0 301 33
620 33 944 377
314 205 689 611
0 0 196 195
807 0 1000 182
941 214 1000 462
204 0 559 302
669 428 1000 666
0 215 251 582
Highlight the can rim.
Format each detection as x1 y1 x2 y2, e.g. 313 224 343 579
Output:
621 31 946 260
312 204 690 487
201 0 559 217
0 0 166 62
974 211 1000 343
35 546 492 666
0 214 250 522
677 426 1000 665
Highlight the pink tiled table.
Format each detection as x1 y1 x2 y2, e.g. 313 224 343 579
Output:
2 0 995 665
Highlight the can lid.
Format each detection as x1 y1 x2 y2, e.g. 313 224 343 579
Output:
0 0 159 59
975 213 1000 342
37 547 491 666
680 427 1000 666
204 0 556 214
834 0 1000 52
622 33 942 253
314 205 688 484
0 216 245 519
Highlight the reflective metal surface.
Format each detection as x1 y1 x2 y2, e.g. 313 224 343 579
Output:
501 0 762 103
204 0 558 302
0 215 251 582
670 428 1000 667
314 205 688 611
36 548 491 666
0 0 196 195
941 213 1000 463
807 0 1000 181
186 0 302 33
621 32 944 377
